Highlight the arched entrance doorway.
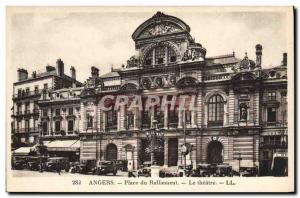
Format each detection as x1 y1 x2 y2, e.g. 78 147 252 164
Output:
106 143 118 161
207 141 223 164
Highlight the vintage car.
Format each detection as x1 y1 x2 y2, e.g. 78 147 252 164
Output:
96 161 118 176
137 161 152 177
76 163 97 174
240 166 258 177
115 160 128 171
12 159 27 170
159 167 179 178
45 157 70 172
215 164 233 177
70 162 80 173
192 164 212 177
27 160 40 171
178 164 193 177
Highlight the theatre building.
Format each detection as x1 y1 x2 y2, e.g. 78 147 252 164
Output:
78 11 288 173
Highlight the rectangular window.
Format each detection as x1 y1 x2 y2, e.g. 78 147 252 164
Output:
267 107 277 122
25 120 30 132
17 89 22 97
55 121 61 132
155 46 165 64
68 120 74 132
34 86 39 94
169 109 178 128
142 110 151 128
154 106 164 128
106 110 117 129
44 83 48 89
43 109 48 117
17 104 22 115
185 110 191 125
25 102 30 114
55 109 60 116
42 122 48 134
68 107 73 115
25 87 30 96
125 111 134 129
268 92 276 101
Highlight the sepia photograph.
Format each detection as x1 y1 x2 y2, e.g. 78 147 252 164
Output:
5 6 294 193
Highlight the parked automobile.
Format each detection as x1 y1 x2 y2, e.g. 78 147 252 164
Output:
215 164 233 177
137 161 152 177
240 166 258 177
45 157 70 172
96 161 118 176
12 159 27 170
115 160 128 171
76 163 97 174
192 163 212 177
159 167 179 178
178 164 193 177
138 166 151 177
27 160 40 171
70 162 80 173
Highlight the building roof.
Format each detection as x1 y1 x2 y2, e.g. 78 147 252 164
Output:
100 71 120 79
206 54 241 66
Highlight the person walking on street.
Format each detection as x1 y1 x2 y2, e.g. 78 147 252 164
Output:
128 162 136 178
57 161 61 175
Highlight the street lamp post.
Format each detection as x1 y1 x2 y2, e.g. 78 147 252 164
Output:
146 120 164 166
237 152 242 173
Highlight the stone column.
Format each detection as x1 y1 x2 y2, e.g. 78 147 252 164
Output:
164 138 169 167
164 105 168 129
191 110 196 127
228 89 235 125
134 108 139 130
204 103 208 126
178 110 183 128
94 102 97 131
224 102 228 126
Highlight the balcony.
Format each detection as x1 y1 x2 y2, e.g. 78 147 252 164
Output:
260 141 288 149
83 122 97 131
14 127 38 133
202 73 230 82
262 122 287 127
233 112 257 126
105 125 118 132
13 89 42 100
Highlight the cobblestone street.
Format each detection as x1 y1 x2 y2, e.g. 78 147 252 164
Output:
12 170 129 177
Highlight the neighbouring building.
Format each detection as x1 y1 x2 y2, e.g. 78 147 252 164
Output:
37 87 83 162
11 59 82 153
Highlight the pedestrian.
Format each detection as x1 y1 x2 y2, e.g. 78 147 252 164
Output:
128 162 136 178
57 161 61 175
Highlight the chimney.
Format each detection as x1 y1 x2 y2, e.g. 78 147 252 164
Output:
56 58 64 77
91 66 99 78
32 71 36 78
282 53 287 66
46 65 56 72
70 66 76 80
17 68 28 81
255 44 262 67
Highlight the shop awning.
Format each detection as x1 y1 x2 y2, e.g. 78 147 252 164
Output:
47 140 80 152
12 147 35 156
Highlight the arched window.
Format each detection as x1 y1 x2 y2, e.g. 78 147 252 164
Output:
144 45 177 66
155 46 165 64
168 46 176 63
208 95 224 126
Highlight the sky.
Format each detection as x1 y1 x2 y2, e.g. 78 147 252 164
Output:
7 7 292 83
